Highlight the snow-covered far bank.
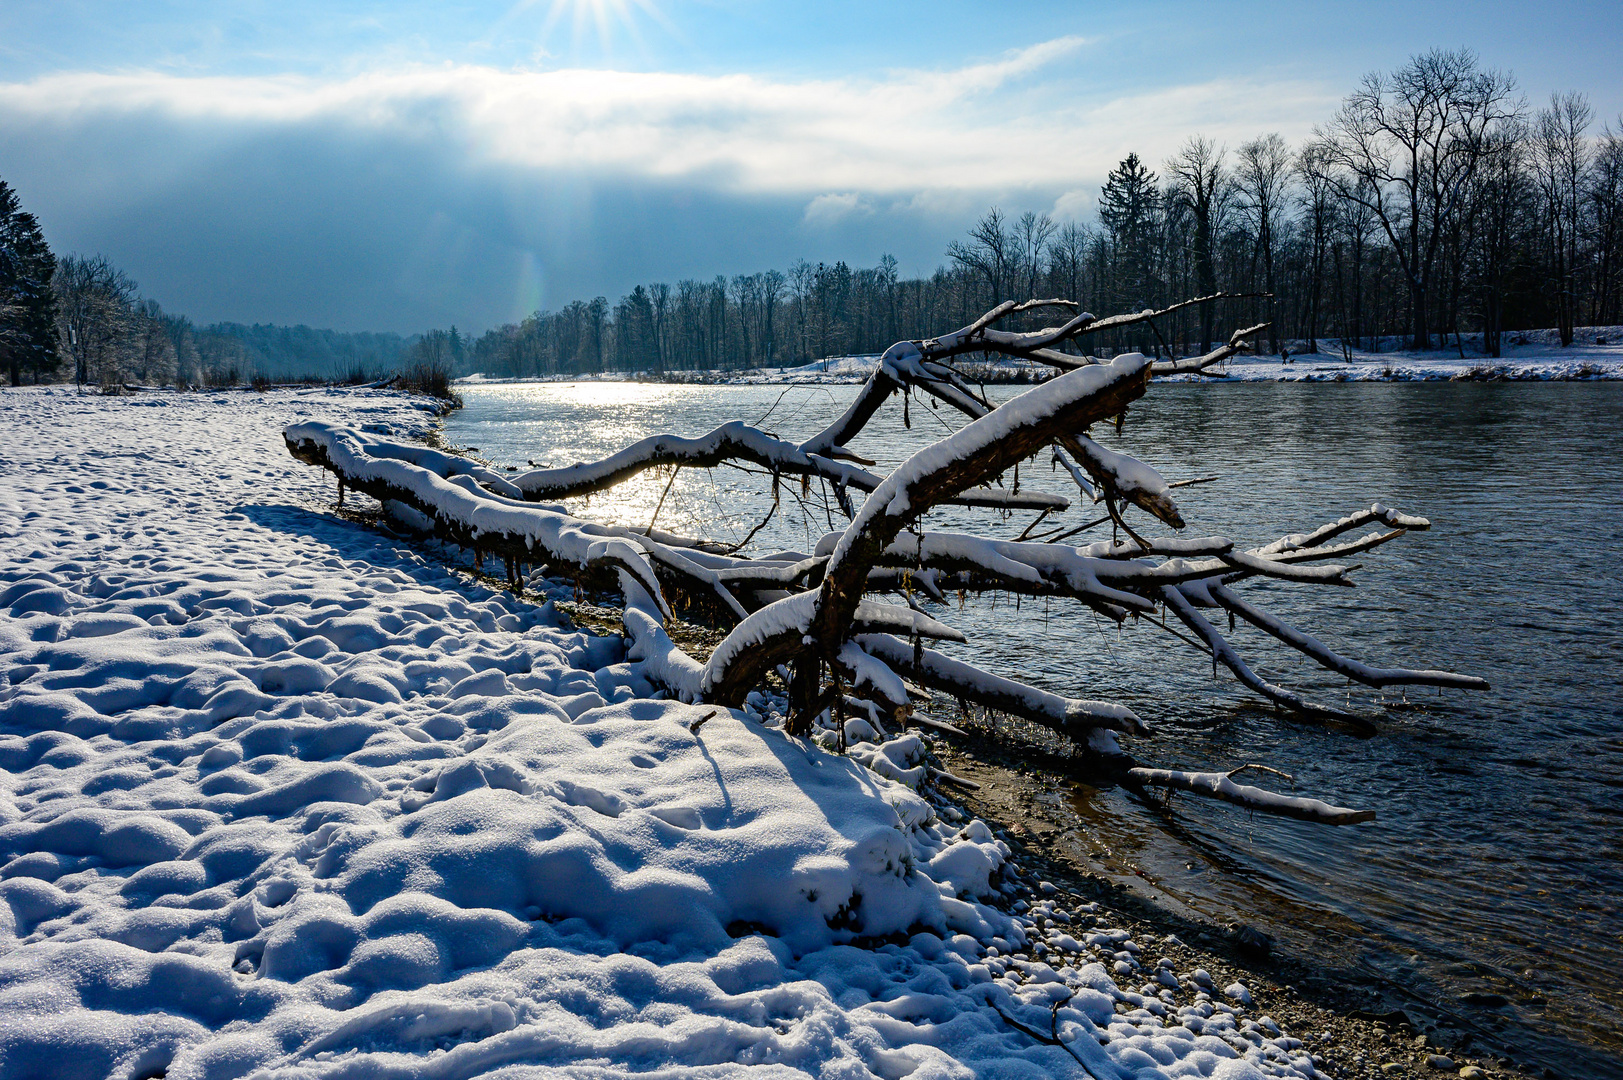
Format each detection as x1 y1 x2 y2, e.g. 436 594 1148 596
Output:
1159 329 1623 383
457 327 1623 386
2 385 1321 1079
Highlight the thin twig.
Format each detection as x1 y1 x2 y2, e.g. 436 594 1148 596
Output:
1042 514 1112 545
1104 494 1152 550
1227 763 1293 784
715 497 779 556
1015 508 1053 542
646 466 680 536
989 994 1106 1080
1149 611 1214 656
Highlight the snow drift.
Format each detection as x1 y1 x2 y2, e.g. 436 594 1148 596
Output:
0 385 1320 1079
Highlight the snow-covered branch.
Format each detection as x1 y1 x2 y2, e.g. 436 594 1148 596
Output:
1159 583 1361 721
1126 766 1376 825
854 634 1145 736
1204 581 1489 690
508 414 1064 513
807 356 1155 687
511 421 875 501
281 297 1490 832
1150 323 1270 377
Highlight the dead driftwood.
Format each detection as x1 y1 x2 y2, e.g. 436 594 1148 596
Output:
286 297 1487 827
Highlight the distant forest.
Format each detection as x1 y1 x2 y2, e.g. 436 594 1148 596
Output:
3 49 1620 387
0 217 417 387
0 195 423 387
469 51 1623 376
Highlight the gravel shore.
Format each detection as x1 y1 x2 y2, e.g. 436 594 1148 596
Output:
926 737 1552 1080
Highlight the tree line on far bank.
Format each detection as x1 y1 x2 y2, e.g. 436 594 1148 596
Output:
0 192 419 389
470 51 1623 376
5 50 1621 389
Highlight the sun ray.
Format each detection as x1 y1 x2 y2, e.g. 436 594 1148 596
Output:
527 0 668 59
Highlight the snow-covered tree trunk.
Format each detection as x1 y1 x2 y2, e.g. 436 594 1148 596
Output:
286 295 1486 829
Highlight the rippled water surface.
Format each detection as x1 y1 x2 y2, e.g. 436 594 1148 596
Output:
447 380 1623 1076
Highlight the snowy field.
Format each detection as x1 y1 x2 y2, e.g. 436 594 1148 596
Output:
1 385 1318 1079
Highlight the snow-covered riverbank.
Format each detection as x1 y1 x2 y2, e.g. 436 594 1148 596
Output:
1 385 1378 1078
458 328 1623 387
1159 331 1623 383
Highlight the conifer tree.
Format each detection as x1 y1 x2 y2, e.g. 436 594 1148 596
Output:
0 178 59 386
1098 154 1162 344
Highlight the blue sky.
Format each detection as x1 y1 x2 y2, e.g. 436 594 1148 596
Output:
2 1 1620 333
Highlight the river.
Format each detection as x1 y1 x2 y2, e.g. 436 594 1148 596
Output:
445 378 1623 1077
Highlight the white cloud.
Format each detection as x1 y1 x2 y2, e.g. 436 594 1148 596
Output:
1051 189 1092 222
0 40 1337 199
802 192 866 226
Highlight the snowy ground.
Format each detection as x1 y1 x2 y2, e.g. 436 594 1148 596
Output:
1 385 1318 1079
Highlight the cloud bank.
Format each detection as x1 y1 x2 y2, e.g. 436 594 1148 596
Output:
0 40 1337 331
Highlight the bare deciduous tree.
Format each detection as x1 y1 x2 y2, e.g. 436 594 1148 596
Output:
1235 134 1293 355
1167 136 1229 352
1534 92 1593 347
1314 48 1519 350
948 208 1014 307
1591 119 1623 326
1297 142 1339 354
54 254 137 389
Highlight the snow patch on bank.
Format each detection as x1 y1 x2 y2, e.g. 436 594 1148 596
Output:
1157 332 1623 383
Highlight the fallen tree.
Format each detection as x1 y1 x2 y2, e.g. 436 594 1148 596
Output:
286 297 1486 827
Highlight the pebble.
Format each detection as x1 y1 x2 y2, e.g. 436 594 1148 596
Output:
1038 880 1057 895
1381 1064 1403 1074
1425 1055 1456 1071
1458 992 1509 1007
1459 1068 1487 1079
1227 922 1273 958
1223 982 1253 1006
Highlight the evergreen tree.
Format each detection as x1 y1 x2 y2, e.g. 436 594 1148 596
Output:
1098 153 1163 343
0 178 60 385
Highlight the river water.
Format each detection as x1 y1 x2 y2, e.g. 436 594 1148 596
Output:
445 379 1623 1077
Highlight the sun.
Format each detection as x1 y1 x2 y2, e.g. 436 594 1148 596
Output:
533 0 671 58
